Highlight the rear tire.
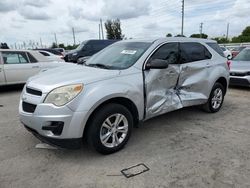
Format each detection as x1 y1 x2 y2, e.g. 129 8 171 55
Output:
87 103 133 154
203 82 225 113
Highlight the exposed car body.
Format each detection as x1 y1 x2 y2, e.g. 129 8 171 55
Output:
0 49 68 86
230 47 250 87
221 46 232 59
19 38 229 154
38 50 65 62
65 40 119 62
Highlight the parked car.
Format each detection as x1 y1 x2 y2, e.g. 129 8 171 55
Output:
65 40 119 62
0 49 68 86
54 48 66 56
19 38 229 154
231 46 246 58
38 50 65 62
35 48 64 58
221 46 232 59
229 47 250 87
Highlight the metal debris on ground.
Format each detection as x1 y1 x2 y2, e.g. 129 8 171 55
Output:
121 163 150 178
35 143 58 150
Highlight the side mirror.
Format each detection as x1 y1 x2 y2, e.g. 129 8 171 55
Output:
77 56 90 65
145 59 169 70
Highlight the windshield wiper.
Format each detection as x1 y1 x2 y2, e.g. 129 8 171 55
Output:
86 63 112 69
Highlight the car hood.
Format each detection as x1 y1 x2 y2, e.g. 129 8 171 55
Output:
230 60 250 72
27 64 120 93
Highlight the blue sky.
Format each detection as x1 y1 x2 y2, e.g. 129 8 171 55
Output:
0 0 249 48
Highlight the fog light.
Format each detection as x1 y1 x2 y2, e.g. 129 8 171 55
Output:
42 121 64 136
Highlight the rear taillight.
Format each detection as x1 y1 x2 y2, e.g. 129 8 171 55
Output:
227 60 231 70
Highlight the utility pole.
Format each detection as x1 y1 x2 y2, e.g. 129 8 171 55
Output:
99 24 101 40
54 33 58 46
226 23 229 40
181 0 184 36
199 22 203 38
72 27 76 46
40 38 43 48
100 19 104 39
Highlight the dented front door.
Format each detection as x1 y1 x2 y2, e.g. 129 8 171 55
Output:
144 43 182 119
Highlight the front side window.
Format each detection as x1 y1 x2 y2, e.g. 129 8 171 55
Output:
180 42 212 63
149 43 179 64
2 52 29 64
86 42 151 70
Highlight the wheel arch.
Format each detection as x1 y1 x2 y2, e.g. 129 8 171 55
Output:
82 97 139 138
215 77 228 94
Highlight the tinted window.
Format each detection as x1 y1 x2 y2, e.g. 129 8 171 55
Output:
206 42 224 57
150 43 179 64
27 53 38 63
40 51 50 56
2 52 29 64
180 42 212 63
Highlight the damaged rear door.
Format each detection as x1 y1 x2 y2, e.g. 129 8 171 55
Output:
177 42 212 107
144 42 182 119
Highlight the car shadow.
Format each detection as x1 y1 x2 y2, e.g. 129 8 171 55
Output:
0 84 24 93
229 85 250 91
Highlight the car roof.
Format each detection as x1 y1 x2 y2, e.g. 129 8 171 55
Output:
117 37 216 44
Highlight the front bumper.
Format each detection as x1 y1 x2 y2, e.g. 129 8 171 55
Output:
19 86 89 149
229 76 250 87
23 124 82 149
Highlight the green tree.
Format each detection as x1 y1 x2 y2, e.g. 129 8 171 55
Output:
212 37 230 44
0 43 9 49
231 26 250 43
58 43 65 48
51 42 58 48
190 33 208 39
166 33 172 37
105 19 122 39
175 34 186 37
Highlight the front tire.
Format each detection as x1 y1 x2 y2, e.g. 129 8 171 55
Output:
203 82 225 113
87 103 133 154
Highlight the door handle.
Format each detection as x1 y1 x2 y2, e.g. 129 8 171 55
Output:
206 63 211 68
32 66 39 68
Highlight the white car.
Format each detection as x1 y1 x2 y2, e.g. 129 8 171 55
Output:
221 47 232 59
0 49 68 86
38 50 65 62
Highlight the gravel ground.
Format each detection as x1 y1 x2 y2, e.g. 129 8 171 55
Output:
0 85 250 188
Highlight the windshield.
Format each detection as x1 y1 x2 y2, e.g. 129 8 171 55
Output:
76 41 87 51
234 49 250 61
85 42 151 70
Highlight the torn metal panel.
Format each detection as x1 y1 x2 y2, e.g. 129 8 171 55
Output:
145 65 182 119
178 61 211 106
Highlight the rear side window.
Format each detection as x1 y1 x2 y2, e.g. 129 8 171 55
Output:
2 52 29 64
180 42 212 64
27 53 38 63
206 42 225 57
40 51 49 56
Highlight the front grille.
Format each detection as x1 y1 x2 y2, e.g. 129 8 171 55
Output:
22 102 37 113
230 72 247 77
230 78 250 86
26 87 42 96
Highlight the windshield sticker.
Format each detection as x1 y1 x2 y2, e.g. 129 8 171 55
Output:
121 50 137 55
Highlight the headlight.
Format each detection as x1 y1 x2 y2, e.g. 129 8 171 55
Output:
44 84 83 106
72 52 77 56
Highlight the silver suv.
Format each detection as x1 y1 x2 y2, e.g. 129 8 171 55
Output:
19 38 230 154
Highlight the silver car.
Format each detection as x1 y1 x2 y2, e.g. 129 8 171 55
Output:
230 47 250 87
0 49 67 86
19 38 229 154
